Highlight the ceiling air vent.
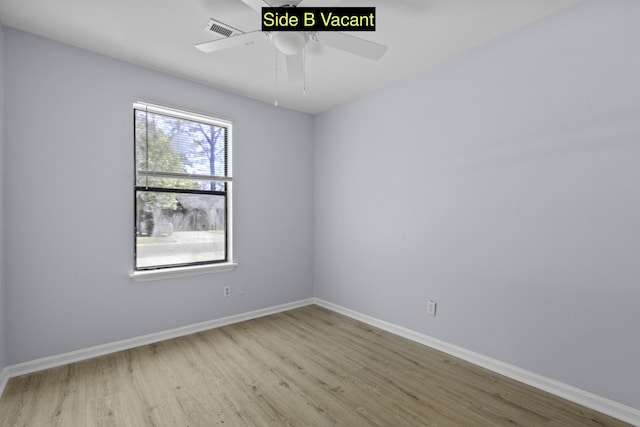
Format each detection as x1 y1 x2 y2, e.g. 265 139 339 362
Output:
205 19 242 38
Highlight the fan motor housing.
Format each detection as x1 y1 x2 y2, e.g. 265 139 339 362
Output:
269 0 302 7
270 31 308 55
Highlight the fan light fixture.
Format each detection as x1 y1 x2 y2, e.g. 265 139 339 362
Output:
270 31 307 56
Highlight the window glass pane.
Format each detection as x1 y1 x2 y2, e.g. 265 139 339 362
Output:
136 191 226 269
135 110 227 178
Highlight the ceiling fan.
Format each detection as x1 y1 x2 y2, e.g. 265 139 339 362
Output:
195 0 388 82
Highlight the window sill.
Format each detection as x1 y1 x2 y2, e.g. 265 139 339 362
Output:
129 262 237 283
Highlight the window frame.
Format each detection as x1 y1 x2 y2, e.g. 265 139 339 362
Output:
130 102 236 281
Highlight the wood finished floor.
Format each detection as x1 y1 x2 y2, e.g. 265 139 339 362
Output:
0 305 630 426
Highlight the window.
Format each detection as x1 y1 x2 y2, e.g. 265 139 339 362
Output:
133 102 232 271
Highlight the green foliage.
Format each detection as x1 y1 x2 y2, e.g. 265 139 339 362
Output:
136 113 198 210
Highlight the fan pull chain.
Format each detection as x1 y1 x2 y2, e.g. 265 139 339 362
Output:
303 47 307 96
274 48 279 107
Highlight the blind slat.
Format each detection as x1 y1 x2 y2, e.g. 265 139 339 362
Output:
136 170 232 183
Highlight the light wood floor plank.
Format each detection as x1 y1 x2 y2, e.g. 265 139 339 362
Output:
0 305 631 426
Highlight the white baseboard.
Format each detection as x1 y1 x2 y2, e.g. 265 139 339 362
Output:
0 298 314 397
0 366 9 398
313 298 640 426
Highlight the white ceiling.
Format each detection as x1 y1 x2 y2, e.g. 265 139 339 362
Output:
0 0 578 114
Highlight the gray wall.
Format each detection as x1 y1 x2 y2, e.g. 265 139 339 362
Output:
314 0 640 409
3 28 314 364
0 24 7 372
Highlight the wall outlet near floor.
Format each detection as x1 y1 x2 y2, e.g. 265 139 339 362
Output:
238 283 246 295
223 286 231 298
427 300 437 316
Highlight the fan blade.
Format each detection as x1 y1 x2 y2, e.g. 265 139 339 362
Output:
240 0 268 13
195 31 266 53
297 0 342 6
286 54 304 82
317 32 387 60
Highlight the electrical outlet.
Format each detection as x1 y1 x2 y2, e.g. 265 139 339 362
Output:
223 286 231 298
238 283 246 295
427 300 437 316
